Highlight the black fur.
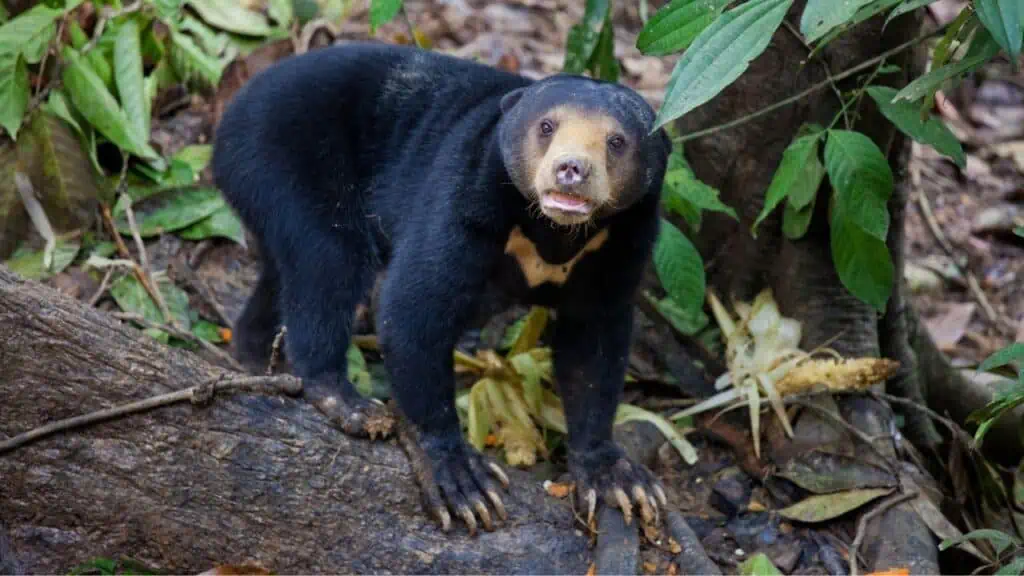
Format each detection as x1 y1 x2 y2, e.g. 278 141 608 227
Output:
213 42 672 530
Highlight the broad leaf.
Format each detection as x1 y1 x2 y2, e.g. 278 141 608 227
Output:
738 553 782 576
0 54 28 139
115 187 226 237
0 3 62 57
664 167 737 220
655 0 793 129
887 0 939 27
813 0 905 49
185 0 273 36
778 488 893 522
653 218 706 316
172 144 213 174
268 0 294 27
1015 226 1023 238
979 343 1024 373
178 205 245 244
168 28 223 88
369 0 403 33
753 131 824 234
114 18 149 144
5 240 80 280
61 46 163 165
801 0 875 43
866 85 965 168
824 129 893 241
830 202 894 312
109 273 192 330
939 529 1021 556
894 29 1002 103
782 196 816 239
564 0 611 74
975 0 1021 63
645 292 709 335
636 0 730 55
192 319 225 343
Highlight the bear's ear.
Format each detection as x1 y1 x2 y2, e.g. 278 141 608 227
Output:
500 87 526 114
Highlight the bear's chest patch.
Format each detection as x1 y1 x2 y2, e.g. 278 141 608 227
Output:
503 226 609 288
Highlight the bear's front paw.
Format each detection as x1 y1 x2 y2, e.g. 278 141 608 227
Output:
397 423 510 536
304 374 394 439
568 442 667 527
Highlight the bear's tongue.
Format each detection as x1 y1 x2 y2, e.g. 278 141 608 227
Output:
542 191 591 214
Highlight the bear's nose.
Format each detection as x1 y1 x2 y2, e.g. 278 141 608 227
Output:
555 158 591 188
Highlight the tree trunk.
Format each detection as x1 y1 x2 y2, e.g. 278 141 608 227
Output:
0 266 593 574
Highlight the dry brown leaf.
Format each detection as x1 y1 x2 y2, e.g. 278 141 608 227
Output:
544 480 573 498
748 500 766 512
924 302 976 351
668 563 678 576
586 562 597 576
642 561 658 574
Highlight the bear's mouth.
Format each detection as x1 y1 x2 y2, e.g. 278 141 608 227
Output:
539 190 594 215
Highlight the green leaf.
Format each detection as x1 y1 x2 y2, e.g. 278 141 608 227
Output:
564 0 610 74
4 240 80 280
894 29 1002 103
178 205 245 244
588 15 620 82
664 167 737 220
778 488 893 522
994 556 1024 576
782 195 816 239
268 0 294 27
0 3 62 57
614 403 699 465
939 529 1021 556
975 0 1021 62
655 0 793 130
979 343 1024 373
800 0 875 43
185 0 273 36
653 218 706 317
61 46 163 165
886 0 939 27
812 0 905 50
738 553 783 576
115 187 226 237
866 86 966 168
172 144 213 174
369 0 403 33
110 273 192 330
43 89 83 134
645 291 709 335
114 18 149 145
191 319 224 343
830 201 894 312
168 28 224 88
1014 226 1023 238
824 129 893 240
347 343 373 396
635 0 730 56
0 53 28 139
753 131 825 234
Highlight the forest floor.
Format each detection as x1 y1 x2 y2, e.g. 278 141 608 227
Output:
9 0 1023 573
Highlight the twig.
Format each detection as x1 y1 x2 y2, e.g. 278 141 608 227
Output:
0 374 302 455
267 326 288 375
82 1 142 54
112 312 244 372
13 172 58 270
169 255 233 328
400 4 423 48
674 22 951 143
849 491 918 576
915 191 1006 328
781 19 849 128
788 398 896 471
870 391 974 446
88 268 114 307
100 200 170 331
121 194 175 327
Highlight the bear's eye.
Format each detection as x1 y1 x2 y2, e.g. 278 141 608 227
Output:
607 134 626 151
539 119 555 136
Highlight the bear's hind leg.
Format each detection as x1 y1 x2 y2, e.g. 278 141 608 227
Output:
276 220 393 440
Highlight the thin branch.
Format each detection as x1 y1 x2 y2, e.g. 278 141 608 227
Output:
121 193 175 327
674 22 951 144
401 4 423 48
112 312 244 372
849 491 918 576
781 19 850 128
0 374 302 455
87 268 114 307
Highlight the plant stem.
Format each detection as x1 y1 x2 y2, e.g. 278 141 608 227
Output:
673 22 949 144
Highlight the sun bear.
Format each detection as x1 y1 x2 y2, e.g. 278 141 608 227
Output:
212 41 672 535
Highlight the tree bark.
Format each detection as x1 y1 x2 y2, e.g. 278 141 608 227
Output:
0 265 598 574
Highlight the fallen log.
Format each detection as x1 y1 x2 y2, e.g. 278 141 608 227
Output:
0 265 611 574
